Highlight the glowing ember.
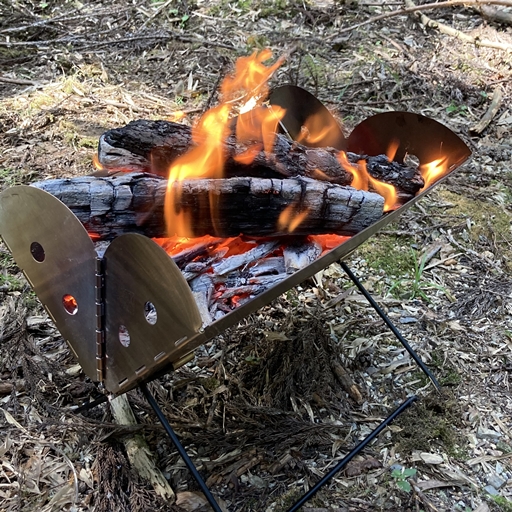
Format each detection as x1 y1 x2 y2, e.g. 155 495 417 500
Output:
419 157 449 191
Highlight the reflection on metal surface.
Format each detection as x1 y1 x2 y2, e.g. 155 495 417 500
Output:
103 233 201 393
0 186 98 379
347 111 471 168
269 85 347 150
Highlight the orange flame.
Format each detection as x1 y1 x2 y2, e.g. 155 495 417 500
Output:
296 112 333 146
221 48 281 101
386 138 400 162
419 156 449 191
165 104 231 237
337 152 398 212
92 153 104 171
338 152 368 191
277 203 310 234
168 110 187 122
165 50 283 237
235 104 286 163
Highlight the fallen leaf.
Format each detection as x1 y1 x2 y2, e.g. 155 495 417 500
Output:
345 457 381 477
419 452 444 464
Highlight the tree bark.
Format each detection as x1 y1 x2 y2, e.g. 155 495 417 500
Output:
33 173 384 240
97 119 424 200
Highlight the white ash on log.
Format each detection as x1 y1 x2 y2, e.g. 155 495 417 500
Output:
96 119 424 199
32 173 385 240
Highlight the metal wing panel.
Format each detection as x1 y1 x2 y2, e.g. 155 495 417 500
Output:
103 233 202 394
0 185 98 380
347 111 471 168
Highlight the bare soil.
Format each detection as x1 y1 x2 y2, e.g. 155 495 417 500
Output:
1 1 512 511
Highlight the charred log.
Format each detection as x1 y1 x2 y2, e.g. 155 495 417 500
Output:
97 119 424 199
33 173 384 240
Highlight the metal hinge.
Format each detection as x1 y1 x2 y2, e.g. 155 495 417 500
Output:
95 257 106 385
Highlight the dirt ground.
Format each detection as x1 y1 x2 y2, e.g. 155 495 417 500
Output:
1 0 512 511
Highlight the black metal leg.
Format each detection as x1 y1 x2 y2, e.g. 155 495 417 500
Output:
340 262 441 390
73 394 109 413
286 396 417 512
139 382 223 512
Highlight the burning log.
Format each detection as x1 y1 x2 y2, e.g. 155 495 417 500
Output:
96 119 424 200
33 173 385 240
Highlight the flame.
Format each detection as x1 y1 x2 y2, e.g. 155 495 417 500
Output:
236 105 285 157
386 138 400 162
165 50 283 237
338 152 368 191
336 152 398 212
168 110 187 122
419 156 449 191
221 48 281 102
296 112 333 146
92 153 104 171
277 203 310 233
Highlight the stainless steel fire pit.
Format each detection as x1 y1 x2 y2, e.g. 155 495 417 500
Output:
0 86 471 512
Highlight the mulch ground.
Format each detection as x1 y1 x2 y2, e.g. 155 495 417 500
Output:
1 1 512 511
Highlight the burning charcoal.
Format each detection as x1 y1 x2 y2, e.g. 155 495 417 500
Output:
172 240 221 268
212 241 279 276
218 285 265 299
248 256 286 276
283 241 322 273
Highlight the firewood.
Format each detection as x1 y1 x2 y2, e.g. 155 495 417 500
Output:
32 173 385 240
96 119 424 199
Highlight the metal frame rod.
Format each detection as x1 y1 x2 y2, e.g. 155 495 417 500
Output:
139 382 223 512
286 395 417 512
73 394 108 414
340 262 440 390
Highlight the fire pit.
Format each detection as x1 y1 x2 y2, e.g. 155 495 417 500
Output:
0 50 471 511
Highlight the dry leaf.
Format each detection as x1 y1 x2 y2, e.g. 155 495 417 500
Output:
345 457 381 477
419 452 444 464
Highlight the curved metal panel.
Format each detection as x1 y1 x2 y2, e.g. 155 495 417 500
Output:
0 185 98 380
347 111 471 168
103 233 201 394
269 85 347 151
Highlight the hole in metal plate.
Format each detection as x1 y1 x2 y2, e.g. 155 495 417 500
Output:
30 241 45 262
144 301 157 325
62 294 78 315
118 324 131 347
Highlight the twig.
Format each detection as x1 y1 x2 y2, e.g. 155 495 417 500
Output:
0 76 38 85
0 8 133 34
0 32 236 51
329 0 512 39
140 0 175 29
469 86 503 134
109 393 176 502
407 0 512 51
